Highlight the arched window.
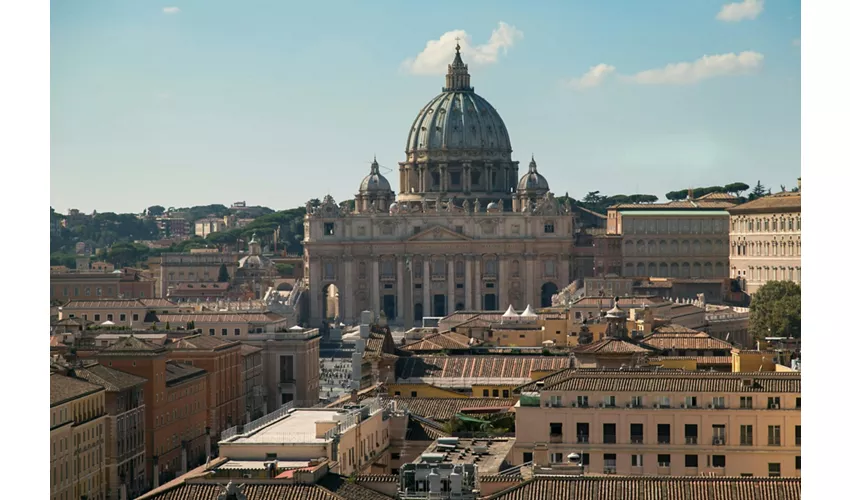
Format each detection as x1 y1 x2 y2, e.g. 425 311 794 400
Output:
693 262 702 277
670 240 679 255
648 240 657 256
659 263 669 277
670 263 679 277
681 240 690 255
433 259 446 276
636 262 646 276
704 262 714 278
624 240 635 256
659 240 667 256
704 240 712 254
455 260 465 277
624 263 635 277
637 240 646 255
780 218 786 231
692 240 701 256
756 219 761 231
682 262 691 277
648 262 657 276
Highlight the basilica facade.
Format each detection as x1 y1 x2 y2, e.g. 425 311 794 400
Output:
303 45 575 327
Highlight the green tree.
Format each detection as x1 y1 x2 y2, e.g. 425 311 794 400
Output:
147 205 166 217
749 181 767 200
748 281 801 341
724 182 750 197
217 264 230 282
276 263 294 276
665 189 689 201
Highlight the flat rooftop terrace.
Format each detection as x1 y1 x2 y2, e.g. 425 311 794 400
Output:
226 409 342 445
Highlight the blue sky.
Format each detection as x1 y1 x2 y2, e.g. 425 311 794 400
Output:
50 0 801 213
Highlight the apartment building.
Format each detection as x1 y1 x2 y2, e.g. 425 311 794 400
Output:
96 336 209 488
240 344 266 420
57 298 185 327
166 334 245 439
513 369 801 477
158 251 238 297
50 373 108 500
72 363 147 500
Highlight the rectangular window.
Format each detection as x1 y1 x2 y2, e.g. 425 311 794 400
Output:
740 396 753 409
209 328 215 335
221 328 228 336
94 314 101 322
603 423 616 444
631 454 643 467
550 452 563 464
658 454 671 467
549 423 563 436
658 396 671 408
234 328 241 335
63 287 69 297
684 424 698 444
631 396 643 407
712 455 726 468
503 389 510 398
768 397 781 409
712 424 726 445
96 287 102 296
795 397 801 409
581 453 590 466
796 456 801 470
685 396 697 407
107 314 113 321
544 223 555 233
768 463 781 477
577 395 588 407
119 314 126 322
483 389 489 397
603 453 617 473
795 425 801 446
411 391 417 397
712 397 726 408
685 454 698 468
768 425 781 446
657 424 671 444
604 395 616 407
323 223 335 236
576 423 589 443
740 425 753 446
630 423 643 444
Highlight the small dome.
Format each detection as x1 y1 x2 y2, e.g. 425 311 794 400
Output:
518 156 549 192
359 157 392 193
487 201 498 210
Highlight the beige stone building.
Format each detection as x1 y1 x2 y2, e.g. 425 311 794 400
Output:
513 369 801 478
727 189 801 294
304 45 574 327
606 193 736 279
51 373 108 500
159 250 238 298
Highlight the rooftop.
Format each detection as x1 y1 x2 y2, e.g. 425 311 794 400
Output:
417 437 515 475
573 337 658 355
61 299 177 310
167 334 241 351
100 335 167 357
72 363 148 392
393 397 518 422
155 312 286 323
165 361 207 387
394 356 573 387
728 191 801 214
537 369 800 394
402 332 479 352
486 476 800 500
51 372 105 407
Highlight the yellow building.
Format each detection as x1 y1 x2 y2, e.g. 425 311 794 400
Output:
51 373 108 500
514 369 801 477
387 383 467 399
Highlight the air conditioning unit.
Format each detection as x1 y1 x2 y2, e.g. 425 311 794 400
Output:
626 403 632 409
598 402 605 408
707 403 714 409
571 402 577 408
653 403 659 409
545 401 551 408
680 403 686 408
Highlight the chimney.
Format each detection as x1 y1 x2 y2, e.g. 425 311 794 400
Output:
687 189 694 200
797 177 801 192
350 388 359 405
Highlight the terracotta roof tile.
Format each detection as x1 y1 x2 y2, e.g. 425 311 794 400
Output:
156 312 285 323
318 474 395 500
72 363 148 392
487 476 800 500
403 332 479 352
355 475 399 483
728 192 801 214
573 337 658 354
649 356 732 365
139 483 346 500
611 200 736 210
62 299 158 310
395 356 572 382
239 344 263 356
541 370 800 393
167 334 240 351
51 373 105 406
642 330 733 351
393 397 518 421
100 335 167 356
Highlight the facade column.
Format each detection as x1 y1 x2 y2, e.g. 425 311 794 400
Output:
396 258 405 325
422 166 430 192
344 257 354 324
499 258 510 310
473 258 482 310
423 258 431 317
309 263 321 326
447 258 456 315
559 253 570 288
525 255 535 309
463 163 471 193
464 256 473 309
372 259 380 316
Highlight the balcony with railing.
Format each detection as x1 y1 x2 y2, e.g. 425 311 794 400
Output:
550 433 563 444
577 435 589 444
712 437 726 446
603 434 617 445
657 436 671 444
603 460 617 474
631 436 644 444
685 436 698 445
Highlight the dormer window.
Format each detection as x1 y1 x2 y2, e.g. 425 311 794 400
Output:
544 222 555 233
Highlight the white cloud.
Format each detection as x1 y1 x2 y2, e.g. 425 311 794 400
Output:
566 64 617 90
163 7 181 14
401 22 523 75
624 51 764 85
716 0 764 22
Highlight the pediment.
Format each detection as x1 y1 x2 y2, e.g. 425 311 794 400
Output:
407 225 472 242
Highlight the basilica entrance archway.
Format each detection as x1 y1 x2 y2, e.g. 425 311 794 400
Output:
541 282 559 307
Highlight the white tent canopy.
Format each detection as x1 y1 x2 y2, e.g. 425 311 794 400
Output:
502 305 519 317
520 305 538 318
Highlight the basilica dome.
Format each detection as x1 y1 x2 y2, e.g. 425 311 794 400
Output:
359 157 392 193
518 156 549 192
405 45 512 160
